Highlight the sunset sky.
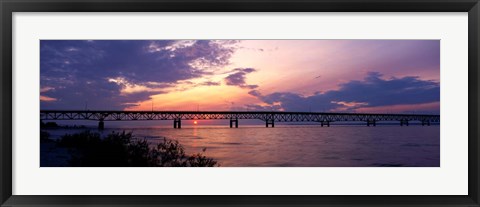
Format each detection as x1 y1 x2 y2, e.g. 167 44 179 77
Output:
40 40 440 114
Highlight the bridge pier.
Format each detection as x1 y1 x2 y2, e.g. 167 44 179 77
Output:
98 119 105 130
174 118 182 128
320 121 330 127
400 119 409 126
266 119 275 128
230 118 238 128
367 120 376 127
422 120 430 126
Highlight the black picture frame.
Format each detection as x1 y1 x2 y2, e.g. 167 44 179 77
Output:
1 0 479 206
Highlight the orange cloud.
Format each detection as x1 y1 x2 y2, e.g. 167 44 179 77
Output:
40 95 57 102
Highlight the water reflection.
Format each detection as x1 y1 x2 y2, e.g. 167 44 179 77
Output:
45 125 440 167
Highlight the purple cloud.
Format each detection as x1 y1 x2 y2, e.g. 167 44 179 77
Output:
41 40 238 110
247 72 440 114
200 81 221 86
224 68 258 89
248 90 262 97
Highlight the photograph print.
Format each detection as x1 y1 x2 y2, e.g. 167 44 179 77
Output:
40 40 440 167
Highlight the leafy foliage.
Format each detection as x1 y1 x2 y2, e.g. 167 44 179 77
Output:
57 131 218 167
40 131 51 141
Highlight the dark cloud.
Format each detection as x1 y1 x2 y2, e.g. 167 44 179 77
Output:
224 68 258 89
233 104 282 111
40 40 238 110
41 78 160 110
200 81 221 86
247 72 440 113
248 90 262 97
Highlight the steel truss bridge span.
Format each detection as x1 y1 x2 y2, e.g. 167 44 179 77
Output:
40 110 440 129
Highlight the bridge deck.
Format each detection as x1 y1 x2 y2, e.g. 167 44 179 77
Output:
40 110 440 122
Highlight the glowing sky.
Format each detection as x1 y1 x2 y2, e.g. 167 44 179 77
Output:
40 40 440 114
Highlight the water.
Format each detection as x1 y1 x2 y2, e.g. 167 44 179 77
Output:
44 125 440 167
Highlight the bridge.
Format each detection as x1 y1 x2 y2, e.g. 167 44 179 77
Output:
40 110 440 129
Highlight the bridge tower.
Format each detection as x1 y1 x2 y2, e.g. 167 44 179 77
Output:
421 120 430 126
266 119 275 128
265 113 275 127
98 118 105 130
366 119 376 127
230 117 238 128
174 118 182 128
320 120 330 127
400 119 409 126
